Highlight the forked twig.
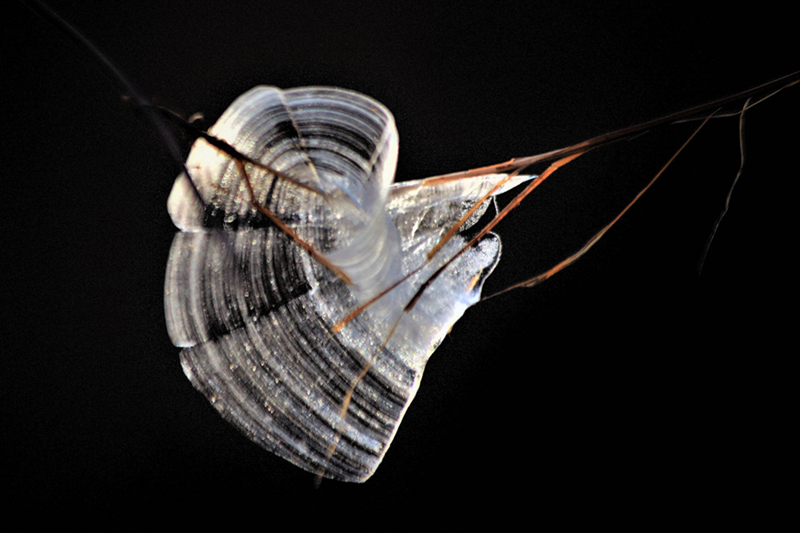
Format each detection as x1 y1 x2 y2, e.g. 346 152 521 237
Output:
482 112 715 300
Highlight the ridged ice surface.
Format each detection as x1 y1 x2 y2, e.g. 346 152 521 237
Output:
165 86 534 481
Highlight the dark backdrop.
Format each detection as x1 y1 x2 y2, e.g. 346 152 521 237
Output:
5 1 795 521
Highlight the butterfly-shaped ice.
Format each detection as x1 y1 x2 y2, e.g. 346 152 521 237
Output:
165 86 532 481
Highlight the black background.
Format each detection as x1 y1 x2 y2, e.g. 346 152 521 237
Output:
5 1 796 521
